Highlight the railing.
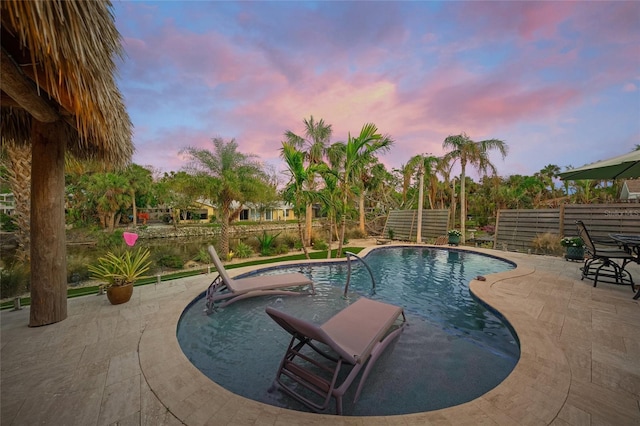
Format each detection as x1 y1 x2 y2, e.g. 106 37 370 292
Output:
343 251 376 298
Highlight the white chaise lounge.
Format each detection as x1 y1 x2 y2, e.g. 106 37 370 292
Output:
205 245 315 312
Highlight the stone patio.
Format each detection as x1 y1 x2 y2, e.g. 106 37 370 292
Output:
1 243 639 425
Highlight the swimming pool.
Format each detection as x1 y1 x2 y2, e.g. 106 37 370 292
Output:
177 246 519 416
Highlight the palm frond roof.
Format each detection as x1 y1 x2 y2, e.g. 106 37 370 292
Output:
1 0 132 166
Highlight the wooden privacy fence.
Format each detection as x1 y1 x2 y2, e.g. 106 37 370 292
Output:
382 209 449 241
495 203 640 252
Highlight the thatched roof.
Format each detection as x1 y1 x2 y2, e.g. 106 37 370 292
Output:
0 0 133 166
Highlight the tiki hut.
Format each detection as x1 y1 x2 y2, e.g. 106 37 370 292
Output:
1 1 133 326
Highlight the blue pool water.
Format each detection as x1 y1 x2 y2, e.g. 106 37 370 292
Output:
177 247 519 416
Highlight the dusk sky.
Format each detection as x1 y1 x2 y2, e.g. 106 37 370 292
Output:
113 1 640 182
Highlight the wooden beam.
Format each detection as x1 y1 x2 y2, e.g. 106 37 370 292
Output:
29 120 67 327
0 49 59 123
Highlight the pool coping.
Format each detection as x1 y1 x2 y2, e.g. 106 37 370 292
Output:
139 244 574 424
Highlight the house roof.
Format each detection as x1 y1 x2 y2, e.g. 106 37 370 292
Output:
622 179 640 194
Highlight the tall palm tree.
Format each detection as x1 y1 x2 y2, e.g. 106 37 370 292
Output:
181 138 268 257
88 173 132 232
334 123 393 257
443 133 508 243
123 164 153 227
407 154 439 242
284 116 333 246
280 142 327 259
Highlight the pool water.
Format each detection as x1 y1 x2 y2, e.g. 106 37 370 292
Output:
177 247 519 416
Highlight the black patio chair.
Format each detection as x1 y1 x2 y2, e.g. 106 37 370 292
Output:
576 220 635 289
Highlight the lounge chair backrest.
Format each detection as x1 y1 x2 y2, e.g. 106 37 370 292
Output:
265 306 356 363
576 221 596 254
207 245 234 286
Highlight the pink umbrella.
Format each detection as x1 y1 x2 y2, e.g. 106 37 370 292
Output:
123 232 138 247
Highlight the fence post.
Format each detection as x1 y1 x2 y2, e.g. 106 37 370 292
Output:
559 203 565 236
494 209 501 250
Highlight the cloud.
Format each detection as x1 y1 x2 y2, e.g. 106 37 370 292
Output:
114 1 640 179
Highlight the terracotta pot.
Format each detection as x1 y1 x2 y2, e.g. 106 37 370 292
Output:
106 283 134 305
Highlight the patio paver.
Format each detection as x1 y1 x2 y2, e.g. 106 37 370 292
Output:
2 243 639 425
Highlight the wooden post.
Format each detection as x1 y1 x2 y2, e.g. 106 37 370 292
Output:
493 209 501 250
29 121 67 327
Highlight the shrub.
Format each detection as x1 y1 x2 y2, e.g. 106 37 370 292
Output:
67 253 92 285
97 229 125 251
531 233 563 255
280 232 298 249
256 231 281 256
313 239 329 251
234 241 254 259
153 246 184 269
0 263 30 298
347 228 367 239
0 213 17 232
158 254 183 269
192 247 210 263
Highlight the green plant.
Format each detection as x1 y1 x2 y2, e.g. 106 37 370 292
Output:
387 228 395 239
0 263 30 298
532 233 563 255
192 247 210 263
97 229 126 251
66 253 92 285
448 229 462 237
313 239 328 251
256 231 281 256
157 254 184 269
0 213 17 231
560 237 584 248
88 247 152 288
234 241 254 258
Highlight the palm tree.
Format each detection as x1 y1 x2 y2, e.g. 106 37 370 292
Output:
123 164 153 227
443 133 508 243
284 116 333 246
88 173 132 232
334 123 393 257
407 154 439 242
181 138 268 257
280 142 326 259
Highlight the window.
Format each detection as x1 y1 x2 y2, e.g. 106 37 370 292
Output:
239 209 249 221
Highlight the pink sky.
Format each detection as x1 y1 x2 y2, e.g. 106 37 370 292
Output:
114 1 640 182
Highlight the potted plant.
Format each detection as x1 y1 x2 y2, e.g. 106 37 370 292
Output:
448 229 462 246
88 247 152 305
560 236 585 261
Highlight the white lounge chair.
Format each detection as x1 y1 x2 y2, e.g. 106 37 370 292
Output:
266 297 406 415
205 245 314 312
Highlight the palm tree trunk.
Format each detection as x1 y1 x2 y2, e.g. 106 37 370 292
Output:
326 215 333 259
358 192 366 235
5 143 31 261
220 209 230 258
30 121 67 327
305 203 313 246
337 194 347 258
298 217 310 259
131 189 137 227
417 169 424 243
460 165 466 244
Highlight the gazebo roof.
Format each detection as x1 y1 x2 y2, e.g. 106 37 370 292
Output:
1 0 132 166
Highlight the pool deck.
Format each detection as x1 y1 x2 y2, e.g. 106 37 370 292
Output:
1 242 639 425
